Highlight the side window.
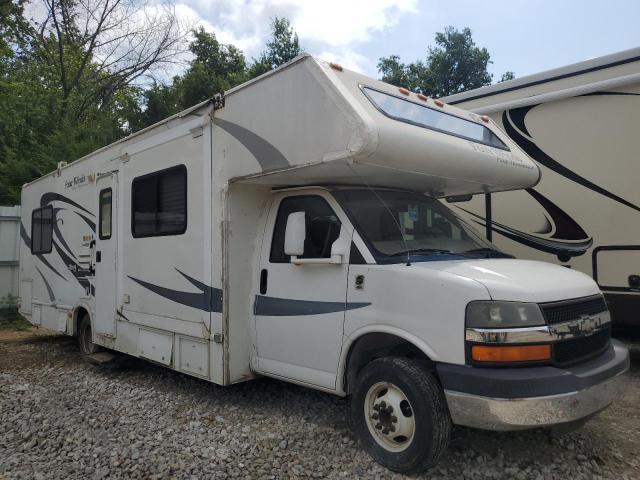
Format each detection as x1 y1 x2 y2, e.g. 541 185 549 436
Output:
270 196 341 263
99 188 112 239
31 206 53 254
132 165 186 237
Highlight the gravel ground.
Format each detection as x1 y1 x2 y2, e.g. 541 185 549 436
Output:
0 329 639 480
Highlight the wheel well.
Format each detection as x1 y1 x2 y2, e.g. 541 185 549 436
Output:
344 333 434 395
73 307 90 336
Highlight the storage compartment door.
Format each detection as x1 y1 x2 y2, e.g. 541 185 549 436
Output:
594 247 640 291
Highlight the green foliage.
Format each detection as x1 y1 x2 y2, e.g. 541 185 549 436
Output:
499 71 516 82
0 295 29 331
249 17 302 77
377 55 430 94
379 26 494 97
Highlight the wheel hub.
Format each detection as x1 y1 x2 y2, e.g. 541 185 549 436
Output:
364 382 415 452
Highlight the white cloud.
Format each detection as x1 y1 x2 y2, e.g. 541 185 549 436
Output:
174 0 417 62
316 49 372 74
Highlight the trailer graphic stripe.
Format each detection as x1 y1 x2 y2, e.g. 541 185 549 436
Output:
128 270 223 313
213 118 290 171
503 106 640 213
40 192 94 216
35 266 56 302
254 295 371 316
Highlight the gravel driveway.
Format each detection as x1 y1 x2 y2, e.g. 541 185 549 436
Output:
1 329 638 480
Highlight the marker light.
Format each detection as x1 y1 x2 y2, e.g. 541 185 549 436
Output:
480 115 490 123
471 344 551 363
417 93 429 101
398 87 410 95
434 99 445 107
329 62 343 71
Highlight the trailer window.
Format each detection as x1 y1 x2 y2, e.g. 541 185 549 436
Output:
270 196 341 263
31 206 53 254
132 165 187 237
99 188 112 239
362 87 509 150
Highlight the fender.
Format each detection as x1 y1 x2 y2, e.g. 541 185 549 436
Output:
336 324 440 396
72 301 93 336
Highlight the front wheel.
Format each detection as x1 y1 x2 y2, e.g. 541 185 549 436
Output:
351 357 451 473
78 316 100 355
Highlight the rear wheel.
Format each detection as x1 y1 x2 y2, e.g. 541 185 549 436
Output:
78 316 99 355
351 357 451 473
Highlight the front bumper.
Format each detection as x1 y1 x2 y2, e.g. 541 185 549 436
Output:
437 340 629 431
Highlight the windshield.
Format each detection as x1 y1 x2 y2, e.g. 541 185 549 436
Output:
334 189 503 263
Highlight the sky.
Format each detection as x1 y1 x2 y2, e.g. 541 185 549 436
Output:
172 0 640 82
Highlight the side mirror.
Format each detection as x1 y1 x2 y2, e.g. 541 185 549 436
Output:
284 211 305 257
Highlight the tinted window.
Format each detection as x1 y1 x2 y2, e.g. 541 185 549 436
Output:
270 196 341 263
363 87 509 150
99 188 112 239
132 165 186 237
31 206 53 254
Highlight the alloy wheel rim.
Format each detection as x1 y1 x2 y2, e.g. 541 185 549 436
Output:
364 381 415 452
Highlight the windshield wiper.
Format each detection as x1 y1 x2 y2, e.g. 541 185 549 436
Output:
463 247 501 254
461 247 513 258
390 248 455 257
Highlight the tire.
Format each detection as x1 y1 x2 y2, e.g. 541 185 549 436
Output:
351 357 451 474
78 316 100 355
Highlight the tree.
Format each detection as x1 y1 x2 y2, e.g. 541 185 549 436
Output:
499 71 515 82
378 26 494 97
27 0 189 119
180 28 247 106
0 0 189 205
249 17 302 78
378 55 429 93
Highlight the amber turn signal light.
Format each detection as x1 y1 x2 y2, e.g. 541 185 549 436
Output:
471 344 551 363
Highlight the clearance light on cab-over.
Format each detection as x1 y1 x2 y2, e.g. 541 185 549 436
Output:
417 93 429 101
434 99 445 107
398 87 410 95
472 344 551 363
329 62 343 71
480 115 490 123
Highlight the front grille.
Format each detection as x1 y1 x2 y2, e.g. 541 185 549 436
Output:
540 295 607 325
552 327 610 365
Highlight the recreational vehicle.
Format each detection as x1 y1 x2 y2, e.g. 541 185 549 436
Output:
443 47 640 329
18 55 629 473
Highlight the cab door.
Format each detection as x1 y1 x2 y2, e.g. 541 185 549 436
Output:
93 173 118 337
254 192 352 390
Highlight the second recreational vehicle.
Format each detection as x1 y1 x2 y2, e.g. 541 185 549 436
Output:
18 55 629 473
444 47 640 328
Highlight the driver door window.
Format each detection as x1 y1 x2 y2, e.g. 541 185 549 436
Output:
270 196 341 263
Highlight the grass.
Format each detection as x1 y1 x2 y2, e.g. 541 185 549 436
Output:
0 296 31 331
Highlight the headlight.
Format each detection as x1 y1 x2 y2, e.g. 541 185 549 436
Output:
466 301 545 328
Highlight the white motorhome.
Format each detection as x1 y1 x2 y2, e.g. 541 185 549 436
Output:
443 47 640 328
18 55 629 473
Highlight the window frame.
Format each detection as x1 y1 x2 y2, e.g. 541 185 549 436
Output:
131 164 188 239
269 194 342 264
99 188 112 240
360 85 510 151
31 205 54 254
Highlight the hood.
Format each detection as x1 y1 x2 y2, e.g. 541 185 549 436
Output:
419 259 600 303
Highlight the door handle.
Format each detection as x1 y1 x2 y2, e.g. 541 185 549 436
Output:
96 251 102 263
260 269 268 294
